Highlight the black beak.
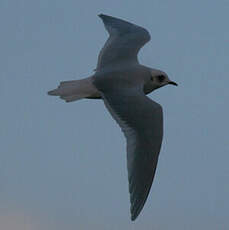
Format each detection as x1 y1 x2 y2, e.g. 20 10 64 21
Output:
168 81 178 86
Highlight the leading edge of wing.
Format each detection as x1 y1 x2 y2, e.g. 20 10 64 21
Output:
98 14 151 40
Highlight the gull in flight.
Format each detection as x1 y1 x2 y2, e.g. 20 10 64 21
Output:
48 14 177 221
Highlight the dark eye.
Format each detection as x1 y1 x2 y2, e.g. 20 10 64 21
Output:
157 75 165 82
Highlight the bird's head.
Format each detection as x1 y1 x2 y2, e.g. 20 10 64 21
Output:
144 69 177 94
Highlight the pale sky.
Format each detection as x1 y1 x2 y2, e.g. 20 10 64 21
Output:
1 0 229 229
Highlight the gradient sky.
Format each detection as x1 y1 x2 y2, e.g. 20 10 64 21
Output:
1 0 229 229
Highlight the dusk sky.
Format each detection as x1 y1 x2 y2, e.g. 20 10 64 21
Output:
1 0 229 229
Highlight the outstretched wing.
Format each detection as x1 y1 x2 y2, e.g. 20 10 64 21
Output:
96 14 151 71
94 78 163 220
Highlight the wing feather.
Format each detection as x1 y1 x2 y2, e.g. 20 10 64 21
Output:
94 84 163 220
96 14 151 71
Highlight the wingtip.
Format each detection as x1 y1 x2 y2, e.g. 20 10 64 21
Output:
47 90 54 95
130 206 141 221
129 186 152 222
131 215 137 221
47 89 58 96
47 90 56 96
98 14 114 20
98 14 110 21
98 13 105 18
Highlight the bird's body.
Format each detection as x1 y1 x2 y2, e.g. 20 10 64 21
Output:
49 64 169 101
48 14 177 221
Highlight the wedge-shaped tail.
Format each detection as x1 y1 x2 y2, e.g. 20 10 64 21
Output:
48 77 100 102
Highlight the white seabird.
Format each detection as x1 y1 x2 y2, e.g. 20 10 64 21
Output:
48 14 177 221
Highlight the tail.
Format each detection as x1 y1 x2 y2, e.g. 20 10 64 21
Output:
48 77 99 102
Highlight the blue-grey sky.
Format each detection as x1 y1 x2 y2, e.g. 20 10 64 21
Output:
1 0 229 229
